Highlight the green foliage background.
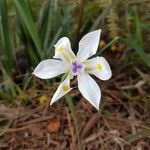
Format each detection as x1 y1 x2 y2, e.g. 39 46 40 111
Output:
0 0 149 102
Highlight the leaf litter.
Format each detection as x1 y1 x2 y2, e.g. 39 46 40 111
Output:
0 51 149 150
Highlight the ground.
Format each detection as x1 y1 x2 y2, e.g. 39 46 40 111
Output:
0 51 149 150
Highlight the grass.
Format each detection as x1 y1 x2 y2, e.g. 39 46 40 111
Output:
0 0 13 73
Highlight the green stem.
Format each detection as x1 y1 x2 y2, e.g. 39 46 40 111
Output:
65 94 81 150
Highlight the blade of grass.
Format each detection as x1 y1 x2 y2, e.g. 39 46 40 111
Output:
0 68 28 105
0 62 16 97
37 0 51 48
124 1 149 68
43 0 54 49
0 119 13 137
0 90 13 102
65 94 81 150
47 27 62 56
134 9 143 48
126 37 150 68
13 0 42 59
0 62 28 104
14 84 28 106
17 19 39 65
89 4 111 31
0 0 13 73
37 0 49 29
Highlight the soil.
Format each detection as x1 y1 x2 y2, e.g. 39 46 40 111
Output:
0 51 150 150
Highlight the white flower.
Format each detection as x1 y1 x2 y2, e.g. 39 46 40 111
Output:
33 29 112 110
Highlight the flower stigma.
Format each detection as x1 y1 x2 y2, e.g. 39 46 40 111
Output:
71 60 84 76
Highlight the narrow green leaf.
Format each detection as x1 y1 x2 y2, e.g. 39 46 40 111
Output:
37 0 50 46
43 0 53 49
65 94 81 150
89 4 111 31
0 119 13 137
0 62 16 97
48 27 62 56
37 0 49 29
127 37 150 68
134 9 143 48
13 0 42 59
0 0 13 72
14 84 28 106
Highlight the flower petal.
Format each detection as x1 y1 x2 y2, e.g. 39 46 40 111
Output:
77 72 101 110
50 75 72 105
53 37 76 63
33 59 68 79
84 56 112 80
77 29 101 62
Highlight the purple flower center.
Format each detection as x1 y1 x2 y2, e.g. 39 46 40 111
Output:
71 60 83 75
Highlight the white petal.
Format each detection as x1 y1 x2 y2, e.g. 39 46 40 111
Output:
33 59 68 79
84 56 112 80
53 37 76 63
77 29 101 62
50 75 72 105
77 72 101 110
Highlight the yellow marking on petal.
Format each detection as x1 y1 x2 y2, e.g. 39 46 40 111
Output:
57 45 75 63
58 45 65 52
97 63 102 71
62 84 70 92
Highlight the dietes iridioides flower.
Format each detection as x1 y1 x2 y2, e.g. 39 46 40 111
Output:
33 29 112 110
